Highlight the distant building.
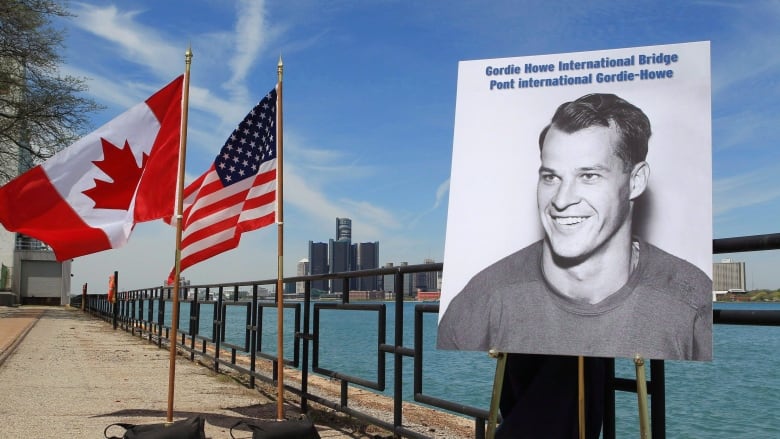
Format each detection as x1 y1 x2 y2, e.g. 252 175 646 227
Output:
296 258 309 294
336 217 352 241
308 241 328 293
284 282 297 295
416 291 441 301
381 262 394 292
353 241 379 291
328 218 353 294
379 259 439 297
412 272 428 291
400 262 413 297
305 218 383 295
411 260 439 293
422 258 439 291
348 290 389 301
329 238 351 294
713 259 747 292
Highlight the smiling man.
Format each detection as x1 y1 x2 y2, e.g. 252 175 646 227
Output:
437 93 712 361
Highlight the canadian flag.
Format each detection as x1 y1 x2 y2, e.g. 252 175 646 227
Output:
0 76 183 261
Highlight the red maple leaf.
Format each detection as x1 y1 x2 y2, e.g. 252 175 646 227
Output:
83 138 148 210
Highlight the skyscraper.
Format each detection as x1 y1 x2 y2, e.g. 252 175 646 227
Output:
336 217 352 241
304 217 382 295
354 241 380 291
400 261 412 297
381 262 394 292
296 258 309 294
713 259 747 292
329 238 351 294
423 258 439 291
308 241 328 293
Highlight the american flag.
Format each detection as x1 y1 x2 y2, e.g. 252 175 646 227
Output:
169 88 277 282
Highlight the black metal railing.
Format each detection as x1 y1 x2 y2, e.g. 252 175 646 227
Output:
81 233 780 439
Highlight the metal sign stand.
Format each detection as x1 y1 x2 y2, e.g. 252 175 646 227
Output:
486 354 589 439
634 355 651 439
486 349 507 438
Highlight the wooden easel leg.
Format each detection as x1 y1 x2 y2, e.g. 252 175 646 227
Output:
487 350 507 439
634 355 651 439
578 356 586 439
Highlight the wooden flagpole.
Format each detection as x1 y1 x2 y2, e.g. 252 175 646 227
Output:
275 55 286 420
167 46 193 423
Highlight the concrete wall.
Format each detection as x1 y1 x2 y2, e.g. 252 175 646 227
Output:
0 230 14 290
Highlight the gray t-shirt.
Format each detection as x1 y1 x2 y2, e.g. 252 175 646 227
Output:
437 239 712 360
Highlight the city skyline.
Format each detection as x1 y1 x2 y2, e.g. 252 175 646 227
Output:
308 217 384 293
37 1 780 292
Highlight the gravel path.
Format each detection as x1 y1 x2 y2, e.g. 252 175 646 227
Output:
0 306 477 438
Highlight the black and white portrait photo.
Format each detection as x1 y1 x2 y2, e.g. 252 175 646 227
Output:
437 42 713 361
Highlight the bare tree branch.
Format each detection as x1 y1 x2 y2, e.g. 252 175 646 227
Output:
0 0 102 184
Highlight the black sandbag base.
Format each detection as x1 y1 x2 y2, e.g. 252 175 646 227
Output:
230 416 321 439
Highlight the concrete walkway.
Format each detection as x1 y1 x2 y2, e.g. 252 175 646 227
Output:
0 306 368 438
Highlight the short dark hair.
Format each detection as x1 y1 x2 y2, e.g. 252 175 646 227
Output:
538 93 651 171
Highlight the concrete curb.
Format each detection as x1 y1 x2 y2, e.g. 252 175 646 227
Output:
0 308 43 367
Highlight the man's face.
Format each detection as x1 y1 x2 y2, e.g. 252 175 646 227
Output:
537 125 634 261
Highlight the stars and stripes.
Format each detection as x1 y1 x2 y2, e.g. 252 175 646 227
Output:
169 88 277 282
214 94 276 186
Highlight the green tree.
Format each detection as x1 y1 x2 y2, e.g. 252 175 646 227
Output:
750 291 768 301
0 0 101 184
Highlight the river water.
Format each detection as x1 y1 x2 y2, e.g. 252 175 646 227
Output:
164 300 780 437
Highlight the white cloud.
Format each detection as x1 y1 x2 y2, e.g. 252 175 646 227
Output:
708 2 780 95
282 159 402 246
340 199 400 230
69 3 182 78
59 65 141 110
224 0 269 98
284 164 346 220
713 167 780 215
433 178 450 210
66 3 268 129
287 142 346 164
406 178 450 227
712 111 771 152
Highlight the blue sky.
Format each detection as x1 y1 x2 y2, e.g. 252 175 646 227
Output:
58 0 780 291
